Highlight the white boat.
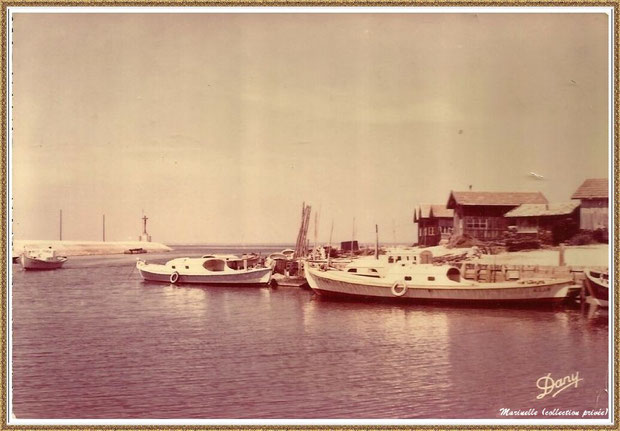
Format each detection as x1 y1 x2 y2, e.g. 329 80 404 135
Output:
136 256 272 285
20 247 67 270
305 263 574 306
584 269 609 307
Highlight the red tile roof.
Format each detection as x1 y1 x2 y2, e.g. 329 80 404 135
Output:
571 178 608 199
505 202 580 218
415 204 454 221
430 205 454 218
447 191 548 208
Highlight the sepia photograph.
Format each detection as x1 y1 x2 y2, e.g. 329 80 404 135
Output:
4 5 615 427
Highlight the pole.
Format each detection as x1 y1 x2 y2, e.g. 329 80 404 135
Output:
327 219 334 267
375 224 379 259
59 209 62 241
351 217 355 257
102 214 106 242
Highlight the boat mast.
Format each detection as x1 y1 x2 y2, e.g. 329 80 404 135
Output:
351 217 355 257
327 219 334 267
375 224 379 259
102 214 106 242
59 209 62 241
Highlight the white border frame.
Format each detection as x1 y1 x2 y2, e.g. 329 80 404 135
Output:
5 5 615 427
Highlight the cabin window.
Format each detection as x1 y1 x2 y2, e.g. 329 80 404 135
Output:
347 268 358 273
447 267 461 282
171 265 176 269
185 266 189 269
203 259 226 271
427 276 435 281
369 268 378 273
404 276 412 281
388 257 394 263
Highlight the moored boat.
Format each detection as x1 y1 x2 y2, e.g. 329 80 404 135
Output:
20 247 67 270
584 269 609 307
305 263 574 306
136 256 272 286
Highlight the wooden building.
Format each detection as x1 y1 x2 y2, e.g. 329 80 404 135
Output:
504 202 580 243
414 204 454 246
571 178 608 230
446 191 548 240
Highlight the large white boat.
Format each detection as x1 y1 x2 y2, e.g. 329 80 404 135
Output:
20 247 67 270
136 256 272 286
305 263 574 306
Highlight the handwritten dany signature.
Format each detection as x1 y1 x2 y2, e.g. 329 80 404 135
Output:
536 372 583 400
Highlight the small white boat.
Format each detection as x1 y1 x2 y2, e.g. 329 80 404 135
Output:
305 263 573 306
20 247 67 270
584 269 609 307
136 256 272 286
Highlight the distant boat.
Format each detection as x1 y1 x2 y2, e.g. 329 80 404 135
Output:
305 263 574 306
136 256 272 286
584 269 609 307
20 247 67 270
124 248 147 254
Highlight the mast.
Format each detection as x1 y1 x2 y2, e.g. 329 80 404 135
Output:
102 214 106 242
59 209 63 241
351 217 356 257
327 219 334 267
375 224 379 259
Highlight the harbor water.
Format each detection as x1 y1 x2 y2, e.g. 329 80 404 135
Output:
10 245 610 420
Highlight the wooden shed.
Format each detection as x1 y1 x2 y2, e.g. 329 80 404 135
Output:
504 202 580 243
414 204 454 246
446 191 548 240
571 178 608 230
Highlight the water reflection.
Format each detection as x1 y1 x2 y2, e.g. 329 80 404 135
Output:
11 253 609 420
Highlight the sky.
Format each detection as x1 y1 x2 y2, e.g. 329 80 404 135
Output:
10 11 610 244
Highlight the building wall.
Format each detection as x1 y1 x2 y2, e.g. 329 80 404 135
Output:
417 218 440 247
453 205 515 240
579 198 608 230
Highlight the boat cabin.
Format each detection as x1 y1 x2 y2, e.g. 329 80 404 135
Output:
167 257 249 272
387 263 462 284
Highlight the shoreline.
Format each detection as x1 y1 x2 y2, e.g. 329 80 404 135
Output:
12 240 172 257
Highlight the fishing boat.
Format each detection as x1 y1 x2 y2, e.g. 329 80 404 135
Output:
584 269 609 307
20 247 67 270
305 263 574 306
136 256 272 286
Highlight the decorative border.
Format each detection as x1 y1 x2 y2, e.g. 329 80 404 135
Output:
0 3 617 430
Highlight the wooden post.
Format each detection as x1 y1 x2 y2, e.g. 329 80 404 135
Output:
375 224 379 260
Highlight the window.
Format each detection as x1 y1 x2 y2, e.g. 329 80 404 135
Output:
405 276 412 281
427 276 435 281
347 268 357 273
466 218 488 229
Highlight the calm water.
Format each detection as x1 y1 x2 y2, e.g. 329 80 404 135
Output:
11 246 610 420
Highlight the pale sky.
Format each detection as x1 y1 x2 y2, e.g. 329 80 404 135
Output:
11 11 610 244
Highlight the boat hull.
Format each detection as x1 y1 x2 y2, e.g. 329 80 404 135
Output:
20 255 66 270
138 266 273 286
584 271 609 307
305 267 572 306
